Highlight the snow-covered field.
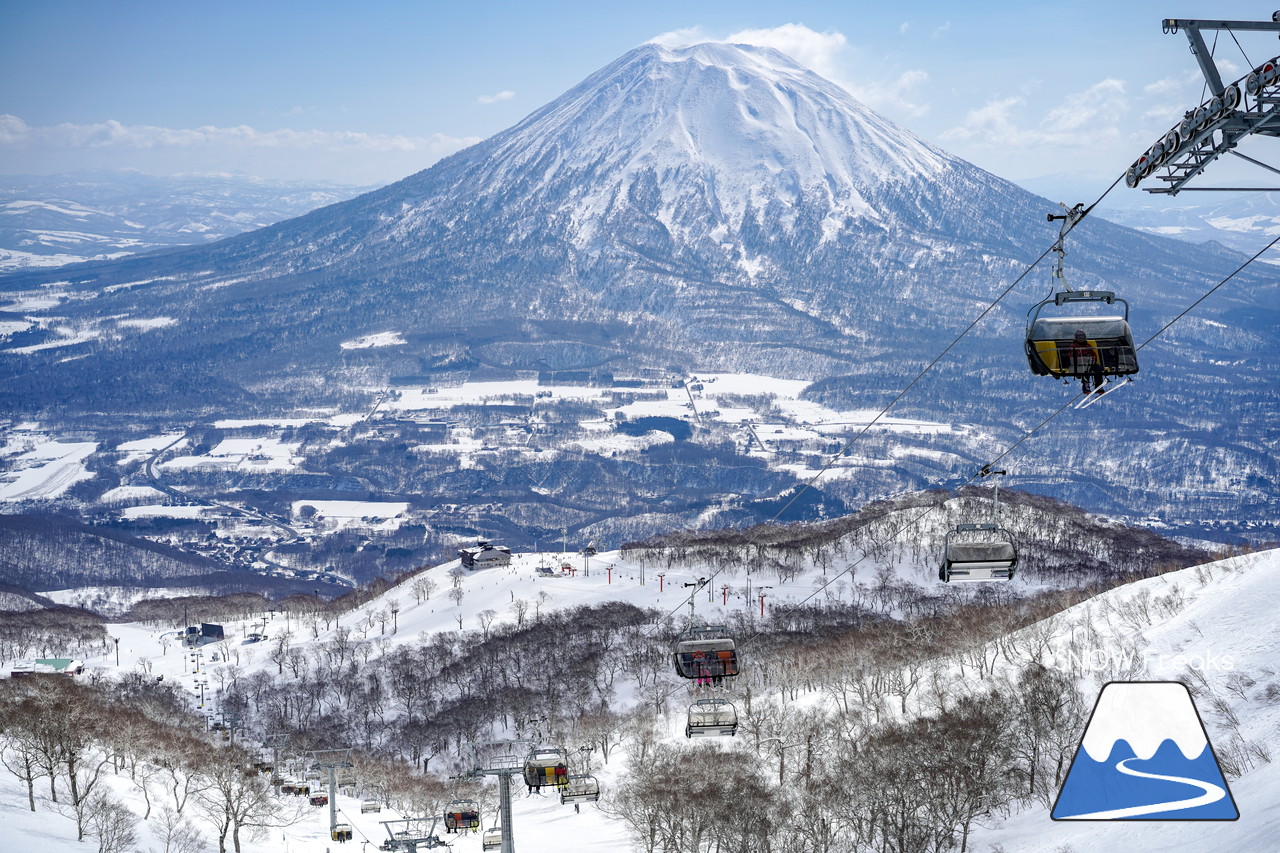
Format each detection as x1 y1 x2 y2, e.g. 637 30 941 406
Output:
3 544 1277 852
290 500 410 532
0 434 97 501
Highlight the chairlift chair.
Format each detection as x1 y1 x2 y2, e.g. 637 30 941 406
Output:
331 824 353 842
482 827 503 851
361 800 382 813
522 748 570 790
940 523 1018 583
443 799 481 832
673 625 739 680
685 698 738 738
559 774 601 804
1025 290 1139 390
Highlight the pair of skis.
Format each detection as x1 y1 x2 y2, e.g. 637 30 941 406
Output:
1074 377 1132 410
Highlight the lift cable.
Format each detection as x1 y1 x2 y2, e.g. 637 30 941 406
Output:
1135 231 1280 352
660 164 1272 630
736 228 1280 641
657 174 1124 624
1229 28 1253 70
734 392 1082 647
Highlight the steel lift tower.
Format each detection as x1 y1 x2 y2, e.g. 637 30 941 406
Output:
308 748 354 841
1127 12 1280 194
466 740 533 853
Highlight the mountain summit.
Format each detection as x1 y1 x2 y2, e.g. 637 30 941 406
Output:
436 42 952 248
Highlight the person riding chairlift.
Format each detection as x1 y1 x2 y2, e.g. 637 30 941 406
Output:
1066 329 1103 393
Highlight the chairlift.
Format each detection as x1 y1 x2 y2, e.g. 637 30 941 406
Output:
1025 205 1138 393
361 800 382 813
309 791 329 806
482 826 503 852
1025 291 1139 390
673 625 739 680
559 774 601 804
331 824 353 842
940 524 1019 583
940 468 1018 583
443 799 481 833
685 698 738 738
522 747 569 791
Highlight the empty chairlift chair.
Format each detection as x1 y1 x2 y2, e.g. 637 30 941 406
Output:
1025 291 1138 391
523 748 569 791
940 523 1018 583
443 799 480 833
560 774 601 805
685 698 738 738
673 626 739 681
482 827 503 852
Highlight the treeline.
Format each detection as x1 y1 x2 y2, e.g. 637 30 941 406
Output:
222 600 660 774
0 513 222 591
620 487 1213 586
606 665 1084 853
0 674 293 853
0 607 107 665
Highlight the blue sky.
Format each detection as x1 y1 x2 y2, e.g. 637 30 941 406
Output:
2 0 1277 197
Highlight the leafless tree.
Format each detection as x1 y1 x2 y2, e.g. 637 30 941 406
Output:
153 804 206 853
196 745 290 853
85 793 138 853
510 598 529 627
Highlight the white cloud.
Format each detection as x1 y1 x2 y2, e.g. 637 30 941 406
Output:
649 23 848 81
1042 78 1126 134
723 23 849 81
477 90 515 105
649 26 711 48
0 114 478 155
941 79 1127 149
850 69 932 119
1143 77 1184 97
647 22 932 119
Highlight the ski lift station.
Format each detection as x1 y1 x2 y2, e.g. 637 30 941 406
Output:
459 540 513 568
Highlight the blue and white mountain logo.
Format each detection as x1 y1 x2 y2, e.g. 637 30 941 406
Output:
1052 681 1239 820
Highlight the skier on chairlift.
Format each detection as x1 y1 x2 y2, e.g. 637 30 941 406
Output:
1066 329 1103 393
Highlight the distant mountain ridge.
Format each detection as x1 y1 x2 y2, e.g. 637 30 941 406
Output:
0 42 1275 536
0 170 372 272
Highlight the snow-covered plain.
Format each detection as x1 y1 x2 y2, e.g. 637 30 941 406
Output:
3 544 1277 852
0 435 97 501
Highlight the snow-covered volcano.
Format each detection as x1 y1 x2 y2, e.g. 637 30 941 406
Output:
0 40 1259 399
